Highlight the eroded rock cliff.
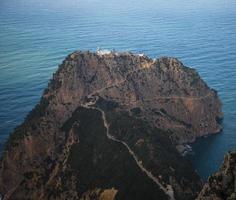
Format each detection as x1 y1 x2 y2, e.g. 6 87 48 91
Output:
197 151 236 200
0 51 223 200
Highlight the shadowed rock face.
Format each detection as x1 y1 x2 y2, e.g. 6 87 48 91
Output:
0 51 222 199
197 151 236 200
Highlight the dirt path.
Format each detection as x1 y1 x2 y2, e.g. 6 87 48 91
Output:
80 65 213 200
88 66 211 102
82 100 175 200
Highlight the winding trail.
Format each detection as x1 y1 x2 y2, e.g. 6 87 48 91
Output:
80 65 214 200
88 66 212 103
2 59 213 200
119 92 212 107
82 99 175 200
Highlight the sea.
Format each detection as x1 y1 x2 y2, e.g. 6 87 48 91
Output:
0 0 236 180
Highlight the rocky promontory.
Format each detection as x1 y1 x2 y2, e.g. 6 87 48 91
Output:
0 51 223 199
197 150 236 200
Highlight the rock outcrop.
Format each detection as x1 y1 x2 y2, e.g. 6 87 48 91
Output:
0 51 223 200
197 150 236 200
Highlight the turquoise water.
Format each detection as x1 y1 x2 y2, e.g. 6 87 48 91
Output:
0 0 236 180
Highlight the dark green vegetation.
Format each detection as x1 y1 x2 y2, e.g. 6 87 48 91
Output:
62 106 169 200
108 111 202 199
94 103 202 199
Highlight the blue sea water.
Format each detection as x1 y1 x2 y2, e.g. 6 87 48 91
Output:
0 0 236 180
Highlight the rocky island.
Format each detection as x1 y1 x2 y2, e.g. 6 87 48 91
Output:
0 51 227 200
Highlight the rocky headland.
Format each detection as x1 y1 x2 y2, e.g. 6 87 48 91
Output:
0 51 225 200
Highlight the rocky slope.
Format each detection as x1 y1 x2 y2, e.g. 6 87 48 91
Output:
48 51 222 144
197 150 236 200
0 51 223 199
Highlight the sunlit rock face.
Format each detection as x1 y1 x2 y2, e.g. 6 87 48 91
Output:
46 51 222 144
0 51 222 200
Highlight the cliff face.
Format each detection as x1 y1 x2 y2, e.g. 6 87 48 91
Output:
0 51 222 200
197 151 236 200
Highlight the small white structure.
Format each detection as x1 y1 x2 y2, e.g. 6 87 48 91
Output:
97 47 111 55
138 53 145 57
